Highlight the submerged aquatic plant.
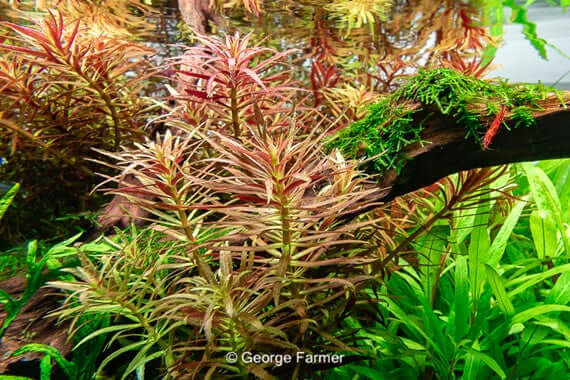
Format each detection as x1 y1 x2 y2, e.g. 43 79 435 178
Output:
49 100 386 378
172 32 297 137
326 0 393 34
0 8 157 243
2 1 570 379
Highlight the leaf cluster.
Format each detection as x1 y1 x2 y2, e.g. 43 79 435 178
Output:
171 32 298 138
0 8 158 244
324 160 570 380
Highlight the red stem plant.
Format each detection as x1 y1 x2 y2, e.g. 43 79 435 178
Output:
0 8 157 241
46 32 405 378
0 11 155 155
52 109 388 379
46 30 516 378
172 32 298 138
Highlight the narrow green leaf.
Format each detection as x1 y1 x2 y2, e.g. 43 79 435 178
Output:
513 305 570 324
547 272 570 305
538 339 570 348
508 264 570 297
417 229 445 304
380 297 443 358
524 163 569 255
461 340 482 380
74 323 142 349
0 288 15 304
468 193 491 306
452 205 477 246
509 5 547 59
25 240 38 269
40 355 51 380
0 183 19 221
529 210 557 259
96 340 148 375
454 255 470 342
462 348 506 379
488 197 527 266
485 265 514 316
12 344 77 379
421 297 452 362
546 159 570 202
121 346 164 380
508 323 525 335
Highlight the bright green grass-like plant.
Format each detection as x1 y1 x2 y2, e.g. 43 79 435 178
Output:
323 159 570 380
0 235 114 380
0 234 82 339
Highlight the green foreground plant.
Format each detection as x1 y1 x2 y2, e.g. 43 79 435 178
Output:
323 159 570 379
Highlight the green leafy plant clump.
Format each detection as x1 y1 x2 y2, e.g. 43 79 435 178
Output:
327 68 566 174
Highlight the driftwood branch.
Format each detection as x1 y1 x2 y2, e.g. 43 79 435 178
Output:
177 0 221 34
377 103 570 202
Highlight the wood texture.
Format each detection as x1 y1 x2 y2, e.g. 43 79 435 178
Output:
178 0 220 33
378 103 570 202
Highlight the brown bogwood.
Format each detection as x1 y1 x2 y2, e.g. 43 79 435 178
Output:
377 103 570 202
177 0 221 34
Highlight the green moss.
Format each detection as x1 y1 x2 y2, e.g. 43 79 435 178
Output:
511 106 536 128
326 68 564 174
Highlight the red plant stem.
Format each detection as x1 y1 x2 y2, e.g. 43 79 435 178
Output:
230 87 240 138
169 182 216 285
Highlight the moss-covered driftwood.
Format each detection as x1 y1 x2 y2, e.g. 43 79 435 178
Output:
327 69 570 202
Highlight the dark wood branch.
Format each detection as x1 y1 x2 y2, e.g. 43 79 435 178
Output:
377 104 570 202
